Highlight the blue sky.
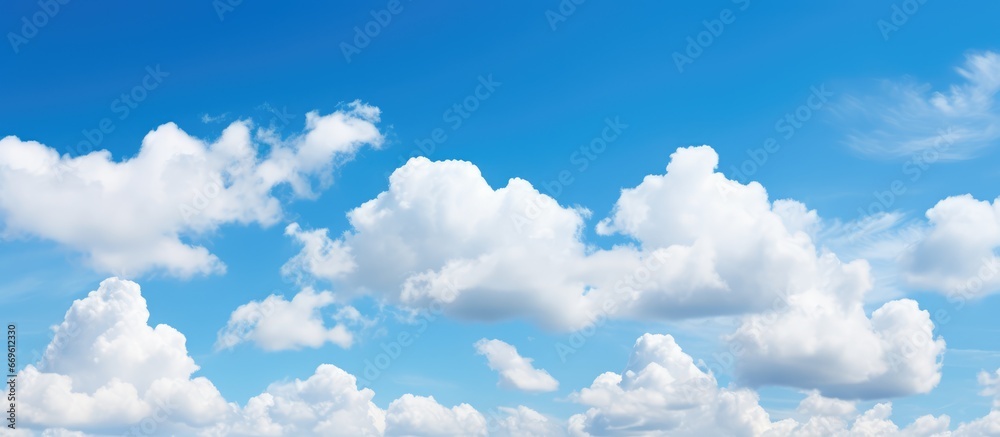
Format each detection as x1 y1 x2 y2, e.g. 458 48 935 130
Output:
2 1 1000 436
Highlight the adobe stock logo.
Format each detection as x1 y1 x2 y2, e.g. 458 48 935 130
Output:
672 0 751 73
7 0 71 54
340 0 411 63
877 0 928 41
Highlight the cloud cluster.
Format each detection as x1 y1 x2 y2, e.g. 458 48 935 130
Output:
568 333 782 436
280 147 826 325
282 156 602 330
18 280 1000 436
282 146 945 398
0 101 383 278
18 278 551 436
567 334 960 437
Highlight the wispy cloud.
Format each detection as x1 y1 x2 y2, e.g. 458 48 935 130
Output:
836 51 1000 160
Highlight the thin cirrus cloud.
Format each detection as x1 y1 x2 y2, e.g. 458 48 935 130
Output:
281 146 945 399
0 101 383 279
474 339 559 393
836 50 1000 160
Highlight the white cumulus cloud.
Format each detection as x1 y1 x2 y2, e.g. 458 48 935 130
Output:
19 278 230 433
729 294 946 399
215 288 358 351
18 277 554 437
474 339 559 393
0 101 383 278
899 194 1000 297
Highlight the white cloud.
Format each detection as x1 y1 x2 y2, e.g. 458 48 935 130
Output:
281 223 357 284
215 288 357 351
796 391 857 418
385 395 487 437
979 369 1000 408
782 401 951 437
836 51 1000 159
474 339 559 393
14 282 1000 436
729 294 946 399
277 146 947 398
0 101 383 278
568 333 788 436
489 406 566 437
281 147 872 327
20 278 230 432
899 194 1000 297
18 277 535 437
281 156 601 330
567 333 955 437
591 146 864 319
224 364 386 437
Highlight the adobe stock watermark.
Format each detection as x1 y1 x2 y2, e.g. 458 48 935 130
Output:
55 65 169 177
120 397 176 437
213 0 244 22
386 74 502 177
884 253 998 374
847 127 956 239
511 116 627 233
545 0 587 31
340 0 411 63
554 249 669 363
356 280 460 386
672 0 751 73
179 105 292 224
7 0 70 54
877 0 928 41
720 84 833 191
698 288 794 378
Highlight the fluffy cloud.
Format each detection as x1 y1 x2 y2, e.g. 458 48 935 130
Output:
215 288 361 351
223 363 385 436
19 278 230 433
219 366 494 437
778 368 1000 436
899 194 1000 297
18 277 551 437
14 281 997 437
0 101 383 278
281 156 601 330
729 294 946 399
836 50 1000 159
592 146 861 319
568 333 787 436
474 339 559 393
278 146 946 398
567 333 955 437
489 406 566 437
979 369 1000 408
281 147 860 326
781 400 951 437
385 395 487 437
